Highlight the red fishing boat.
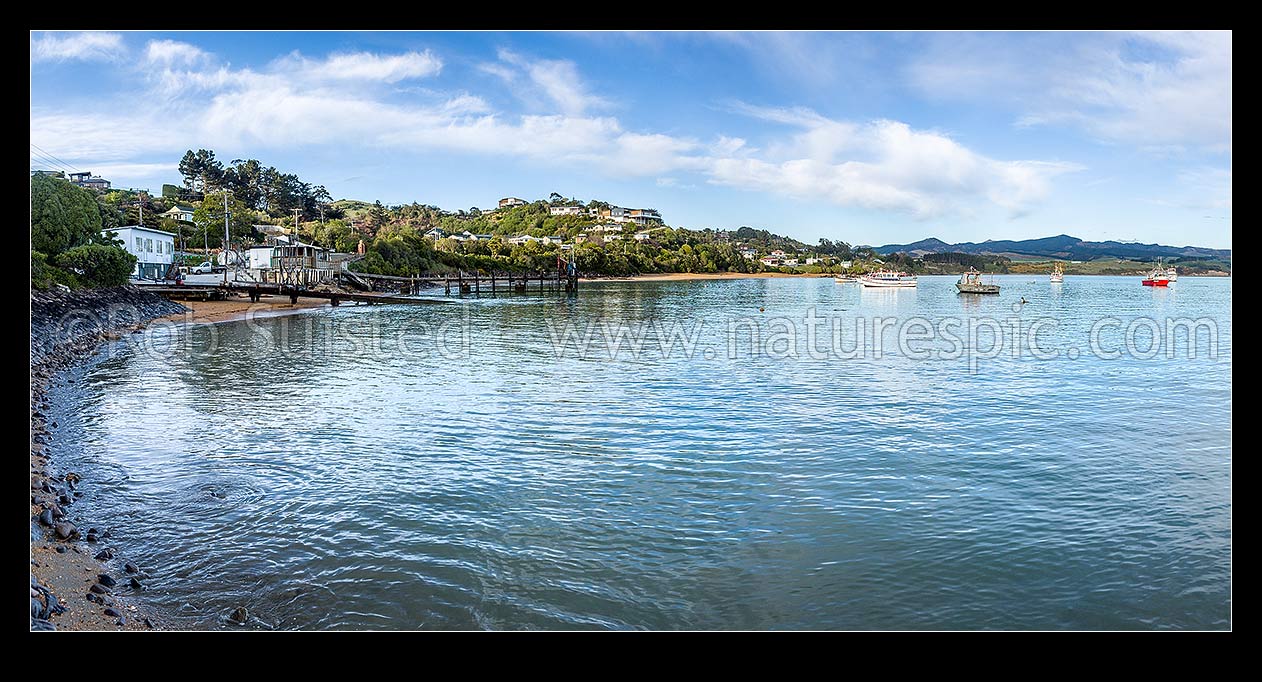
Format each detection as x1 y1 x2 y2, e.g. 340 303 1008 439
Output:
1142 267 1170 287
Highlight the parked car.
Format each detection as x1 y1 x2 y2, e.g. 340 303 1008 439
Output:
189 261 223 274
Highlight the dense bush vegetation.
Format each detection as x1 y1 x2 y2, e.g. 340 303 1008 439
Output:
54 244 138 287
31 175 136 289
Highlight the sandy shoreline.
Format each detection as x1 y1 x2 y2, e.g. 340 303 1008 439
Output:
31 288 193 630
154 294 332 325
31 289 341 631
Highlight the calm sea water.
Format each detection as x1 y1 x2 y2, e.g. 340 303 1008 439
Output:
49 275 1232 629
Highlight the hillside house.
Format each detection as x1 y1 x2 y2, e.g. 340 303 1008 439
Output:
164 204 196 223
104 226 175 280
69 171 111 191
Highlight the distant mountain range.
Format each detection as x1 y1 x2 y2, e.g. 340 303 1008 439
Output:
867 234 1231 261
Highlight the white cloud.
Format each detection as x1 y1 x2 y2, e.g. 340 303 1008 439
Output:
908 31 1232 152
144 39 208 66
282 50 443 83
1145 167 1233 212
30 110 186 160
704 108 1080 218
483 49 609 116
31 32 124 62
86 162 178 180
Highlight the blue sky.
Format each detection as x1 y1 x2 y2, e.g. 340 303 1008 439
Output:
30 31 1231 248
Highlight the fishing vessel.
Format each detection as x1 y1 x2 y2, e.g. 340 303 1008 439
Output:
956 269 1000 294
1165 266 1178 282
1049 262 1064 283
858 270 917 288
1142 267 1171 287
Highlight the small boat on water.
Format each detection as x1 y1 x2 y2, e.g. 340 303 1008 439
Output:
834 275 857 283
858 269 917 288
1142 267 1171 287
956 269 1000 294
1165 266 1179 282
1050 262 1064 284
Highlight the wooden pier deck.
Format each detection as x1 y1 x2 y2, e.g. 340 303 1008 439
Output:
140 282 447 307
143 265 579 306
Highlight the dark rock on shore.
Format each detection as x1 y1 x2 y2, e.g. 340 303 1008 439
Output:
124 562 138 574
229 606 249 625
31 287 189 631
98 574 117 587
129 577 143 590
30 286 189 368
103 608 121 618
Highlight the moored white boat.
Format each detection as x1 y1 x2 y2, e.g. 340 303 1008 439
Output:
858 269 917 288
1165 266 1178 282
1050 262 1064 283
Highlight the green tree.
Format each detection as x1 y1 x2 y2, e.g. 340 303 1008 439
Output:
368 200 390 233
54 244 137 287
193 191 255 249
194 149 223 193
178 150 199 193
31 174 105 255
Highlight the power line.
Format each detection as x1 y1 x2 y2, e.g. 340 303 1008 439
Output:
29 149 76 175
29 149 76 174
30 143 79 171
29 143 82 174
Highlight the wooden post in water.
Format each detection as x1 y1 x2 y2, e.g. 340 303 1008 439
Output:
491 271 496 296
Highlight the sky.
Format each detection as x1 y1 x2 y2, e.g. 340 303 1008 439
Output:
30 31 1232 249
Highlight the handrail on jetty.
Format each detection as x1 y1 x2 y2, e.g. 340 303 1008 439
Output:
146 260 581 307
337 265 579 297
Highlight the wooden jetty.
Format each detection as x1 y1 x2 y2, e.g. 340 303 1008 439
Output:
336 265 579 298
141 282 446 307
148 255 581 306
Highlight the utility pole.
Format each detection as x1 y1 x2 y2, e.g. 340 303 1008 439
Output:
223 190 233 285
292 208 303 289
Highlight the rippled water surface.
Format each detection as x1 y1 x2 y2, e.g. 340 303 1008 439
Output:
51 276 1231 629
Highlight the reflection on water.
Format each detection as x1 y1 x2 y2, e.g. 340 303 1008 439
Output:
50 275 1231 629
